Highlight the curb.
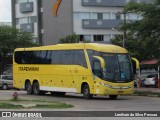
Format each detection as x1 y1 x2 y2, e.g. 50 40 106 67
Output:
133 90 160 97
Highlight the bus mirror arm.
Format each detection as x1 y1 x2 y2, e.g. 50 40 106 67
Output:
131 57 140 70
93 56 105 69
92 56 105 78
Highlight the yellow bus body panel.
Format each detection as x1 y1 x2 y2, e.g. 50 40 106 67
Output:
13 43 134 95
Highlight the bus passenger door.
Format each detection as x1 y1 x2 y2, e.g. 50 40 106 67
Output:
72 65 93 94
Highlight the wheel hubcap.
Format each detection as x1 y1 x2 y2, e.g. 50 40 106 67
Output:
3 85 7 90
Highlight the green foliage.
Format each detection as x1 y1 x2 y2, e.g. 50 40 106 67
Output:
0 25 37 74
113 0 160 62
0 25 36 54
59 34 91 43
59 34 80 43
0 103 23 109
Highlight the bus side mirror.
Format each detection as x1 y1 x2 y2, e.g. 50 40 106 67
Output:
131 57 140 70
93 56 105 68
92 56 105 78
131 58 140 79
93 60 102 78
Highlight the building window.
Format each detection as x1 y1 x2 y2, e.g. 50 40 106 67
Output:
104 35 111 42
116 13 121 20
80 35 91 41
16 0 34 4
111 13 116 19
74 12 91 20
16 16 37 25
93 35 111 42
16 18 28 25
94 35 103 41
103 13 110 19
128 13 142 20
92 13 103 20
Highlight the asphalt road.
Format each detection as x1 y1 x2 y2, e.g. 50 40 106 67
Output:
0 90 160 111
0 90 160 119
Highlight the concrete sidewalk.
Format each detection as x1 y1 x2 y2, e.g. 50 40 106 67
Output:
135 87 160 93
134 87 160 97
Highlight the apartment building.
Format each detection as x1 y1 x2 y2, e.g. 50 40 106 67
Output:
12 0 151 45
0 22 12 26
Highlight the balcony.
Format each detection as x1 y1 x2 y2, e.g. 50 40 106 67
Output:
82 0 151 7
129 0 151 3
20 2 33 13
82 19 123 29
82 0 125 7
20 23 34 32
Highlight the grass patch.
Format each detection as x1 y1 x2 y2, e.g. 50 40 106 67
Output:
0 103 23 109
0 99 74 109
33 103 73 109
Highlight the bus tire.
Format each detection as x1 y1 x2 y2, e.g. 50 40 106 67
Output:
33 82 41 95
26 82 33 95
2 84 8 90
83 84 93 99
109 95 118 100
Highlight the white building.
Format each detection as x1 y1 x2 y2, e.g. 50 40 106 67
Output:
12 0 151 45
0 22 12 26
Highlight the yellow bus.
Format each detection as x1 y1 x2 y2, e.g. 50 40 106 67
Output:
13 43 139 99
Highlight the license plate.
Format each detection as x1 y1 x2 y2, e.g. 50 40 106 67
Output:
118 91 123 94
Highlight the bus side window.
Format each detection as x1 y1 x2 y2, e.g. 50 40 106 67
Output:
87 50 99 69
46 51 52 64
74 50 87 68
15 51 23 64
61 50 74 65
40 51 47 64
51 51 62 64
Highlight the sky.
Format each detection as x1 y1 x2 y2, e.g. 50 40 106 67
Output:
0 0 11 22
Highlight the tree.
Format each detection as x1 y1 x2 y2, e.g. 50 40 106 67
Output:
0 25 37 74
112 0 160 61
59 34 80 43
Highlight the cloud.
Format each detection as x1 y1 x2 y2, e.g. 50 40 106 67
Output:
0 0 11 22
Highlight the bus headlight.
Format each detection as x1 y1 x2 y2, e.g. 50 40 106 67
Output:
99 82 112 88
99 82 134 89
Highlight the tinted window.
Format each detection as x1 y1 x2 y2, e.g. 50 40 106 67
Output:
147 75 157 78
1 76 13 80
61 50 74 64
15 50 87 67
15 51 49 64
51 51 62 64
35 51 50 64
74 50 87 67
87 50 99 68
40 51 47 63
15 51 24 64
46 51 52 64
26 51 34 64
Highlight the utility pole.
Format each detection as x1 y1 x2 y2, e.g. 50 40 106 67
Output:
123 12 127 48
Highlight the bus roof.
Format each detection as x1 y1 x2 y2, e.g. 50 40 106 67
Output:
14 43 128 53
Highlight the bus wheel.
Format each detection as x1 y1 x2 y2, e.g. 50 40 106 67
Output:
2 84 8 90
83 84 93 99
109 95 118 100
26 82 32 94
33 82 41 95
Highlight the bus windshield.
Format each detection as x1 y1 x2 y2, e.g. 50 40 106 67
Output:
101 53 133 83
